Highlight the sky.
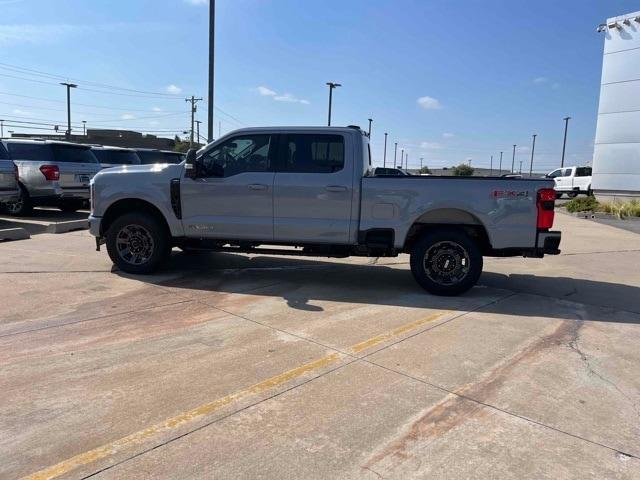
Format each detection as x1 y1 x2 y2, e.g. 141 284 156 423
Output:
0 0 638 171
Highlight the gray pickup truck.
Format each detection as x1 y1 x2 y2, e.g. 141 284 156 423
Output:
2 139 102 215
89 126 561 295
0 142 20 205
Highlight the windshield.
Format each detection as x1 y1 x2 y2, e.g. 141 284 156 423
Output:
93 149 140 165
137 150 184 164
51 145 99 163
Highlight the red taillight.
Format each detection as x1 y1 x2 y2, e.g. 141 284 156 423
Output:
537 188 555 229
39 165 60 181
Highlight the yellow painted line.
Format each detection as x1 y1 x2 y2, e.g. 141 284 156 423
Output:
350 310 450 353
23 310 448 480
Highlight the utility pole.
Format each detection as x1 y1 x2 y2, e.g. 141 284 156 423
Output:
561 116 571 167
394 142 398 167
511 144 516 173
519 160 523 174
60 82 77 139
186 96 203 147
499 151 503 173
420 157 424 170
383 132 388 167
367 118 373 136
326 82 341 126
82 120 86 136
405 152 409 169
490 155 493 176
195 120 202 145
400 148 404 169
207 0 215 142
529 134 537 176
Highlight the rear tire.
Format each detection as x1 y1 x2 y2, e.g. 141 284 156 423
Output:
410 229 483 296
106 212 171 274
555 192 563 199
4 184 33 216
567 191 578 198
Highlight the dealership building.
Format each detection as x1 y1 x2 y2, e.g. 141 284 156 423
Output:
592 11 640 199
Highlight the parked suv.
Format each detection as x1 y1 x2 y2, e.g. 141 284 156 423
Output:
2 139 101 215
91 146 141 169
0 142 20 206
134 149 185 165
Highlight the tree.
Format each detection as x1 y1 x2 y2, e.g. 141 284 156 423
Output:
418 166 432 175
173 135 190 153
452 163 474 176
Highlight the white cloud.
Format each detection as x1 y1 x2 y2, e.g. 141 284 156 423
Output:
533 77 548 84
166 84 182 94
417 96 441 110
121 114 135 120
256 86 276 97
184 0 208 5
254 86 309 105
274 93 309 104
152 106 162 112
442 132 455 138
420 141 443 150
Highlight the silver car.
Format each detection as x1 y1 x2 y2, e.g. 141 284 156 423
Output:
0 142 20 205
2 139 102 215
91 146 141 169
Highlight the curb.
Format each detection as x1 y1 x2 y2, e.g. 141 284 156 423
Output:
0 227 30 241
46 219 89 234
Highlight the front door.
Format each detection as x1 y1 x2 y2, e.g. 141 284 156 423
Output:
180 134 275 240
273 133 353 244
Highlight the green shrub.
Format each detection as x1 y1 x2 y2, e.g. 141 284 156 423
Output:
452 164 474 176
565 196 598 213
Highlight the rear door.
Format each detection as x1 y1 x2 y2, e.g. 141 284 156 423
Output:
273 132 352 244
51 144 101 190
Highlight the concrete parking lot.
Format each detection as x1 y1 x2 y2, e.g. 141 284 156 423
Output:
1 212 639 479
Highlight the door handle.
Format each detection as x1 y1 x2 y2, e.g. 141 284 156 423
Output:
325 185 347 192
248 184 268 190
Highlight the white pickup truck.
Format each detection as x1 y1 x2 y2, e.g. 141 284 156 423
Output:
546 166 592 198
89 126 561 295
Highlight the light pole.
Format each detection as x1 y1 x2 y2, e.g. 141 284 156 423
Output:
420 157 424 170
499 151 503 173
367 118 372 137
82 120 87 136
326 82 341 126
529 134 537 176
511 144 516 173
405 152 409 169
383 132 388 167
394 142 398 167
195 120 202 144
490 155 493 176
400 148 404 169
561 116 571 167
519 160 523 174
0 119 3 138
60 82 77 139
207 0 215 142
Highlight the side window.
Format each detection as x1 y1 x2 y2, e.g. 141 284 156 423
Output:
548 169 561 178
6 143 53 162
563 168 572 177
200 135 271 177
281 134 344 173
576 167 592 177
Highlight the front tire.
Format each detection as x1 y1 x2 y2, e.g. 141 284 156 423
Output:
410 229 483 296
567 191 578 198
106 212 170 274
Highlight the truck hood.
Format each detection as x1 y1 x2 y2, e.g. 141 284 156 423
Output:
93 163 184 181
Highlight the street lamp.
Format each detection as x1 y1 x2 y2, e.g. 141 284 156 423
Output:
383 132 388 167
529 134 537 176
400 148 404 169
326 82 341 126
511 144 516 173
60 82 77 139
82 120 87 136
561 117 571 167
367 118 373 137
394 142 398 167
490 155 493 176
499 151 503 173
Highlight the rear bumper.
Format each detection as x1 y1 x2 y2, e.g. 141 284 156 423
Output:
537 230 561 255
60 187 90 200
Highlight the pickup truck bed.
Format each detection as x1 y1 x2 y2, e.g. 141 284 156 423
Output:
89 126 561 295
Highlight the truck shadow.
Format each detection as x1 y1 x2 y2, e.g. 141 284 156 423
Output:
121 251 640 323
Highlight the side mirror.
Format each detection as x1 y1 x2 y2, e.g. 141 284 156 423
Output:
184 148 198 179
